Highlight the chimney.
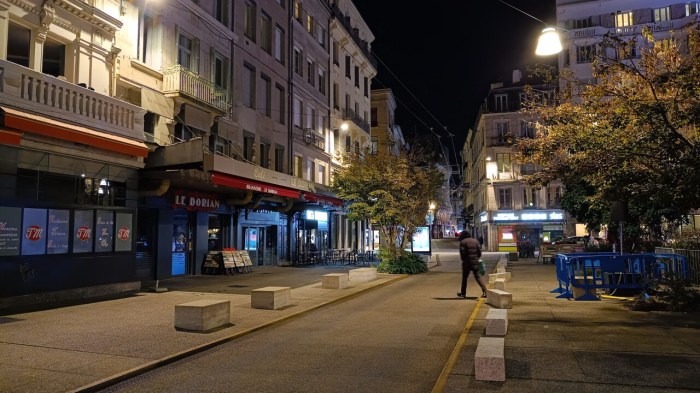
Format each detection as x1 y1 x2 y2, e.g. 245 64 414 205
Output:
512 69 522 84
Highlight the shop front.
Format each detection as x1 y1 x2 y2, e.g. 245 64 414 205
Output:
480 210 566 253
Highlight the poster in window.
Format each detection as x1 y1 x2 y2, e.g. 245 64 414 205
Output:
0 206 22 256
22 208 47 255
47 209 70 254
115 213 133 252
95 210 114 253
73 210 94 253
411 226 431 253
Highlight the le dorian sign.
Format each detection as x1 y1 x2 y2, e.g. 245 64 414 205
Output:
172 190 221 211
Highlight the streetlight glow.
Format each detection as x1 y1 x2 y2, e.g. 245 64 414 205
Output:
535 27 563 56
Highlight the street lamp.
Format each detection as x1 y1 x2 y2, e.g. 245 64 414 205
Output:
497 0 564 56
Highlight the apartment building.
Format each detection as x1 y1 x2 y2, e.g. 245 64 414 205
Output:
463 71 565 252
370 88 406 157
0 0 376 301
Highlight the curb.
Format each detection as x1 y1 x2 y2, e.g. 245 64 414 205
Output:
69 274 409 393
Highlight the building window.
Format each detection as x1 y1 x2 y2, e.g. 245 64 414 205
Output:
275 146 285 172
294 155 303 178
345 55 351 78
260 74 271 117
294 48 303 76
616 42 637 59
345 135 351 152
212 134 230 156
177 33 195 70
259 142 270 168
306 107 315 130
573 17 592 29
244 1 257 41
215 0 228 26
276 84 285 124
576 44 596 64
497 153 511 173
274 25 285 63
523 188 538 208
261 12 272 54
306 15 313 34
137 12 160 68
7 22 31 68
318 68 326 95
370 136 378 154
654 7 670 22
687 3 699 16
243 64 255 108
317 164 326 185
212 51 227 89
364 77 369 97
615 11 633 28
294 0 302 22
354 66 360 88
333 42 339 66
520 120 535 138
306 159 314 182
333 83 339 109
307 59 315 86
498 188 513 209
496 121 510 144
243 134 255 162
495 94 507 112
316 24 326 47
548 186 562 208
371 107 378 126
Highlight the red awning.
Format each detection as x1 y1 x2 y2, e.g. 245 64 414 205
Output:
0 128 21 145
305 192 344 207
1 106 149 157
211 172 301 199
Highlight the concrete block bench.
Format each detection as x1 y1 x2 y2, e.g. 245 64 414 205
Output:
496 264 506 274
494 278 507 291
175 299 230 332
322 273 349 289
485 308 508 336
487 289 513 309
475 337 505 381
251 286 291 310
348 267 377 282
488 272 511 284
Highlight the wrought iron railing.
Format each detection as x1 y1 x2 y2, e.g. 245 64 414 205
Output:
162 65 229 113
342 107 370 133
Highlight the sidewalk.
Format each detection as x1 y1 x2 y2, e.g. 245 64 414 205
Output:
440 258 700 392
0 264 404 393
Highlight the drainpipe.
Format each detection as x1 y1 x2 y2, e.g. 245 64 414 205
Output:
226 190 253 206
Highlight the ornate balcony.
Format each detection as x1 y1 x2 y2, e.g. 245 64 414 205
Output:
162 65 229 113
342 107 370 133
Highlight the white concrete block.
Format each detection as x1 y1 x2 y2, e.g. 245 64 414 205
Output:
251 286 291 310
487 288 513 309
348 267 377 282
496 265 506 274
488 272 511 284
174 299 230 332
475 337 505 381
485 308 508 336
322 273 349 289
494 278 507 291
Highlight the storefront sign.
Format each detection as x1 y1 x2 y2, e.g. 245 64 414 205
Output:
73 210 94 253
491 210 565 222
115 213 133 252
211 173 301 199
95 211 114 253
0 207 22 256
305 211 328 222
22 208 47 255
479 212 488 222
173 191 221 211
47 209 69 254
493 212 519 221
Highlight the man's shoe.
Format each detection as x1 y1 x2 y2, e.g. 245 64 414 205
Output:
481 291 487 298
457 292 466 298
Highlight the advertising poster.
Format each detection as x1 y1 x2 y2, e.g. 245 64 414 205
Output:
171 252 186 275
21 208 47 255
47 209 70 254
73 210 94 253
95 210 114 253
411 226 431 253
0 206 22 256
115 213 133 252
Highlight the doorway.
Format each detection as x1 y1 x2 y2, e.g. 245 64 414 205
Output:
243 226 277 266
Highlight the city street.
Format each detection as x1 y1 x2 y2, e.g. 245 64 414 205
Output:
100 239 494 393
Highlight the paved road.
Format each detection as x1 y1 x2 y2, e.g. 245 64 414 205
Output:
101 240 498 393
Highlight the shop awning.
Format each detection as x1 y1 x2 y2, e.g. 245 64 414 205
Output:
0 128 21 145
211 172 301 199
304 192 344 207
0 106 149 157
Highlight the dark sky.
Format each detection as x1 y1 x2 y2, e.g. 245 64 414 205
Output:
352 0 557 168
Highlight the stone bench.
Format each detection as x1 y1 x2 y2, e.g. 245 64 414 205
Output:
322 273 349 289
496 265 506 274
475 337 505 381
251 286 291 310
485 308 508 336
494 278 507 291
348 267 377 282
174 299 230 332
488 272 511 284
487 289 513 309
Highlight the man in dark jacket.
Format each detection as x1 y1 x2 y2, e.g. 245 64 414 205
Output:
458 231 487 298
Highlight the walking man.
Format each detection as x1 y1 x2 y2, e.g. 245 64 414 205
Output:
457 231 487 298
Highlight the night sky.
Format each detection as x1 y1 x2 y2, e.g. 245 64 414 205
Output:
352 0 557 169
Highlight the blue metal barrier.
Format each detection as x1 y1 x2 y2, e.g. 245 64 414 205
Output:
552 253 688 301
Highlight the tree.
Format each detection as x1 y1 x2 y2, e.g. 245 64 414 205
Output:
518 26 700 249
331 143 443 260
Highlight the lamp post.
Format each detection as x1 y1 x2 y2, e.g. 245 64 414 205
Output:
497 0 564 56
427 202 436 239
